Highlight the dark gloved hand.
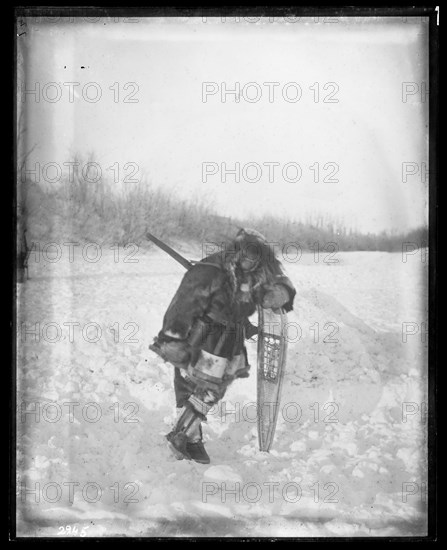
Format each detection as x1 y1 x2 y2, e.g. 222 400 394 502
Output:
151 333 191 365
161 340 191 364
261 284 290 309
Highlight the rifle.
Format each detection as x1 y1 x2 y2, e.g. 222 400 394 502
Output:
146 232 194 270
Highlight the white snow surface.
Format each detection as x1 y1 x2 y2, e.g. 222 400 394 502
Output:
16 247 428 537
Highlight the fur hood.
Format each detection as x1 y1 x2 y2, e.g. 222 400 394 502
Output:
199 230 295 311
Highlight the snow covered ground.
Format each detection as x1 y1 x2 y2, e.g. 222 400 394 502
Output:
16 244 428 537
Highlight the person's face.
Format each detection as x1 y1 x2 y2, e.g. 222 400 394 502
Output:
240 257 258 271
239 245 260 272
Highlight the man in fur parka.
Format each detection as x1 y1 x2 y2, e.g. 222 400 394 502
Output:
151 228 296 464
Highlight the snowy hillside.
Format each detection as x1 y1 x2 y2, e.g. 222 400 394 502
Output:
16 245 428 537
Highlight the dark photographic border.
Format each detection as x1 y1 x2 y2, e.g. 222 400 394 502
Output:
11 4 439 543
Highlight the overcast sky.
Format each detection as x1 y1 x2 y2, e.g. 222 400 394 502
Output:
18 16 429 233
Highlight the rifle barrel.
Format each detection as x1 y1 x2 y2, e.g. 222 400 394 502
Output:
146 232 193 270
